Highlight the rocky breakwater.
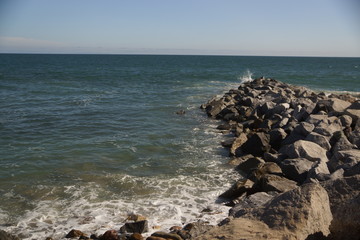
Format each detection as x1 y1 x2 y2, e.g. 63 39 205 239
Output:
199 77 360 240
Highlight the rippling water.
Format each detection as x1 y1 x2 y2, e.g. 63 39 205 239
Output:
0 54 359 239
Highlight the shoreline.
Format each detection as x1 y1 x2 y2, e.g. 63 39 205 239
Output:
2 77 360 240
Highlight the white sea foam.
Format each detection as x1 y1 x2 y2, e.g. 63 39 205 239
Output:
2 169 239 240
239 69 254 83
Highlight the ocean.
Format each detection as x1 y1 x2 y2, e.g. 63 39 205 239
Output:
0 54 359 239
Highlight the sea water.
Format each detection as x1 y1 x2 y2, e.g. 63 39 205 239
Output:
0 54 359 239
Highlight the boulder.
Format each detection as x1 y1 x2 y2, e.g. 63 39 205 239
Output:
280 158 314 184
329 149 360 171
305 132 331 151
241 132 271 156
280 140 328 162
235 157 265 175
256 174 298 193
294 122 315 136
321 175 360 240
269 128 287 150
332 134 354 154
227 154 253 166
229 191 277 217
129 233 144 240
205 98 226 118
219 178 255 200
120 220 149 234
306 160 331 181
238 183 333 239
317 98 351 115
229 133 248 157
249 162 282 181
100 230 119 240
339 114 353 128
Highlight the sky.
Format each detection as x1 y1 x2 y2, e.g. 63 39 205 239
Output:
0 0 359 57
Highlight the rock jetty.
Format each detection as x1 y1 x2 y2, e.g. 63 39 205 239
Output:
198 77 360 240
1 78 359 240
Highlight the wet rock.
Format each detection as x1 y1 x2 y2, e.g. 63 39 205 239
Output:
227 154 253 166
280 140 328 162
66 229 87 238
219 178 255 200
120 220 149 234
129 233 143 240
175 109 186 115
146 237 166 240
0 230 21 240
280 158 314 184
241 132 270 156
205 98 226 118
182 221 213 239
100 230 119 240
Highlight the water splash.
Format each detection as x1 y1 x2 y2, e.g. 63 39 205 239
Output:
239 69 254 83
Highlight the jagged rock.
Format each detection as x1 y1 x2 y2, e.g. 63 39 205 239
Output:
120 220 149 234
241 132 270 156
205 98 226 118
339 114 353 128
229 133 248 157
216 123 231 130
317 98 352 115
306 114 329 125
256 174 298 193
269 128 287 150
294 122 315 136
227 154 253 166
280 158 314 184
305 132 331 151
280 140 328 162
218 178 255 200
321 175 360 240
332 134 354 154
329 149 360 171
249 162 282 181
229 192 277 217
235 183 332 239
0 230 21 240
66 229 87 238
281 131 305 146
235 157 265 175
150 232 182 240
313 120 343 137
306 160 331 181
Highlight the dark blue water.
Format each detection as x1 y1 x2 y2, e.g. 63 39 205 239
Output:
0 54 359 239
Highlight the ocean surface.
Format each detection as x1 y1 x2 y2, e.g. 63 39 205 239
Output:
0 54 359 239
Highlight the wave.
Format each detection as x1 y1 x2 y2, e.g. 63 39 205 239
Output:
239 69 254 83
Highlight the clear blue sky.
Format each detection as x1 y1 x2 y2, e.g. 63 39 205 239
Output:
0 0 359 56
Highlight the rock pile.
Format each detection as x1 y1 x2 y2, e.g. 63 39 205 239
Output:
199 77 360 239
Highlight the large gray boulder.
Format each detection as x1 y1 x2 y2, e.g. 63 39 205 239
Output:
280 140 328 162
321 175 360 240
237 183 333 239
280 158 314 184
